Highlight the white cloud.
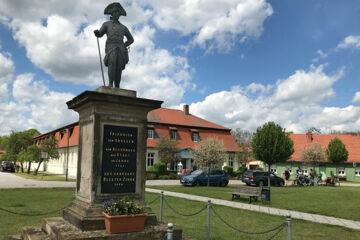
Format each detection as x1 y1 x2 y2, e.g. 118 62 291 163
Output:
0 73 77 135
337 35 360 50
0 49 14 102
147 0 273 52
187 65 359 133
353 92 360 103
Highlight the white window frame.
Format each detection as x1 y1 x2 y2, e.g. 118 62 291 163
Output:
147 152 154 167
270 165 277 174
338 167 345 176
355 167 360 176
147 128 154 139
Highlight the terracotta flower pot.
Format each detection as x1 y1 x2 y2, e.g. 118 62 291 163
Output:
102 212 148 234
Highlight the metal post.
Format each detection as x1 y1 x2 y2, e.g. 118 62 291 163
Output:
160 191 164 223
167 223 173 240
206 200 211 240
286 215 292 240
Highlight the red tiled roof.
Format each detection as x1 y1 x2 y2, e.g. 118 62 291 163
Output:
289 133 360 163
147 124 240 152
33 108 240 152
147 108 230 130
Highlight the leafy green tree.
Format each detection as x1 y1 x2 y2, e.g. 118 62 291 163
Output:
35 135 59 175
251 122 294 187
0 135 9 150
191 137 227 186
326 137 348 173
18 144 40 173
6 129 40 172
157 136 179 169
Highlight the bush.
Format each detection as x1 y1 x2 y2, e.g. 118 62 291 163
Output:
154 162 167 176
159 175 170 180
223 166 235 177
169 172 180 180
146 172 157 180
166 170 177 175
255 166 263 170
15 164 20 173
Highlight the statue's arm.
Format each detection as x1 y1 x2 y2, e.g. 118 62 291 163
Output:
124 27 134 47
94 23 107 38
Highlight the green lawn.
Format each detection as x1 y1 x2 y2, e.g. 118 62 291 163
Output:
0 188 75 239
146 192 360 240
14 172 76 182
148 185 360 221
1 188 359 240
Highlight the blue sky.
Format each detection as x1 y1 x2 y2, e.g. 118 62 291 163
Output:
0 0 360 135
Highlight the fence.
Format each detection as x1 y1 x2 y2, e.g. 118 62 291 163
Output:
148 191 292 240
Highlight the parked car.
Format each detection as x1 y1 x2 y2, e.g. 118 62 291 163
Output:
180 169 229 187
242 170 284 187
0 161 15 172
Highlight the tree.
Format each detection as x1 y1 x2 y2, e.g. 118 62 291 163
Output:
18 144 40 173
157 136 178 169
35 135 59 175
231 128 252 166
307 127 321 134
6 129 40 173
251 122 294 187
191 137 227 186
326 137 348 173
0 135 9 150
301 142 325 170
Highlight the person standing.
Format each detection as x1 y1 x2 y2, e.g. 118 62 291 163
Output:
284 168 290 186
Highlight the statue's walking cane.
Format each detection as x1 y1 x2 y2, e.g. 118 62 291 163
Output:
96 37 105 86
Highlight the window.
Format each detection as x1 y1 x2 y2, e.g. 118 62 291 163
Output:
147 128 154 139
270 165 277 174
338 167 345 176
170 130 177 140
228 154 234 167
355 168 360 176
147 153 154 167
192 132 199 142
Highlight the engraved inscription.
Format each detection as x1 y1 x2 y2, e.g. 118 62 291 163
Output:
101 125 137 193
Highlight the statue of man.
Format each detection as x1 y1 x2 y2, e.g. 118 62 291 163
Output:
94 2 134 88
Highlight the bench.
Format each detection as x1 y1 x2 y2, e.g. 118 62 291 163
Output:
230 186 262 203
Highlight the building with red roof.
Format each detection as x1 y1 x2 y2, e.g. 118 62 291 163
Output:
33 105 240 177
270 132 360 182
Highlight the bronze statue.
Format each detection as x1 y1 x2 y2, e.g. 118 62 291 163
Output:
94 2 134 88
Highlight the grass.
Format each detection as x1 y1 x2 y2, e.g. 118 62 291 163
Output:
14 172 76 182
0 188 359 239
0 188 75 239
148 185 360 221
146 192 360 240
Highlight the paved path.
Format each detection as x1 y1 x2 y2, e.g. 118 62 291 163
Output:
145 179 360 187
0 172 75 189
146 188 360 231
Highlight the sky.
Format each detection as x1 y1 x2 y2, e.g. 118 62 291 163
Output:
0 0 360 135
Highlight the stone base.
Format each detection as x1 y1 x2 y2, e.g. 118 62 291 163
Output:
63 199 105 231
20 217 182 240
63 199 159 231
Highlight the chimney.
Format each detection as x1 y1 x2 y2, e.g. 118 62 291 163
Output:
183 104 190 115
306 131 313 143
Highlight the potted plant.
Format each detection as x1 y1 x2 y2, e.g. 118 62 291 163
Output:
102 197 147 234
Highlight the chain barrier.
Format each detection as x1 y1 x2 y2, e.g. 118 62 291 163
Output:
266 224 286 240
146 195 160 205
163 197 207 217
211 205 286 235
0 206 65 216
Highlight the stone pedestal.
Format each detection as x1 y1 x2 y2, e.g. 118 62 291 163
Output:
63 87 162 231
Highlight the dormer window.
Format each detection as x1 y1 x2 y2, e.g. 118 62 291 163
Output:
169 127 177 140
147 128 154 139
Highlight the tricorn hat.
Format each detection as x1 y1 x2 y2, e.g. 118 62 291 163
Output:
104 2 126 16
